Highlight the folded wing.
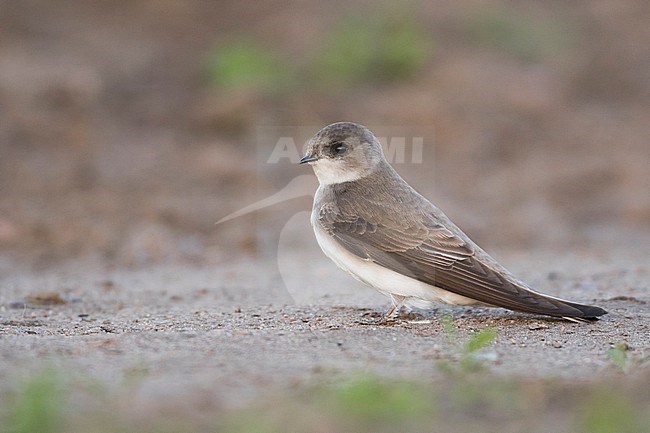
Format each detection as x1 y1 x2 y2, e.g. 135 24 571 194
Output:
318 198 606 319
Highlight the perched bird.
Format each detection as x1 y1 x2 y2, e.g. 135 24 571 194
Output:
300 122 607 322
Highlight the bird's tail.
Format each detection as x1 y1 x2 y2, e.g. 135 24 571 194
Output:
558 300 607 322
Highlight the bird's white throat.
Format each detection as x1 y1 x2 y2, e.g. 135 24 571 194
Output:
311 159 364 185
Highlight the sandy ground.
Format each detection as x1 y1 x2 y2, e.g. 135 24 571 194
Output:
1 234 648 413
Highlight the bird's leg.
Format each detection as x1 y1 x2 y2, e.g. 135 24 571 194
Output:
381 295 406 323
356 295 407 326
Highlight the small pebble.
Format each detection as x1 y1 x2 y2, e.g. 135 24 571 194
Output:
528 323 549 330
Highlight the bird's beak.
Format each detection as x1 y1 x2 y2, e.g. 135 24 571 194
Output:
299 155 318 164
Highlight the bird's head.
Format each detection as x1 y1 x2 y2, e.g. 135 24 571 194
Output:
300 122 385 185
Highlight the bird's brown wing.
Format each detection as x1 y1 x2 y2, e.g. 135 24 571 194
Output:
317 199 604 319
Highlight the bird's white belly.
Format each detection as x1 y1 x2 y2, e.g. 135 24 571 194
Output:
312 219 477 307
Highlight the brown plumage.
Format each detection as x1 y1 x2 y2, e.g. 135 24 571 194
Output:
301 122 607 322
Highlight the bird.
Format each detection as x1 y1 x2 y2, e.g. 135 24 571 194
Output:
299 122 607 323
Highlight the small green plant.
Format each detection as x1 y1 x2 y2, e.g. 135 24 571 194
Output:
437 316 498 376
3 368 66 433
605 342 650 374
577 392 648 433
440 311 458 339
466 8 568 62
460 327 498 372
312 12 433 88
607 342 631 373
204 39 289 92
330 375 430 424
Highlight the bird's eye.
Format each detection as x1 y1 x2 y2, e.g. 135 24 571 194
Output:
331 142 347 156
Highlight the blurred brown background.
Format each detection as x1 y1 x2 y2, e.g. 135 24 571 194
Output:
1 0 649 268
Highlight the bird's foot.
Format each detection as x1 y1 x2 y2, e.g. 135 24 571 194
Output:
356 311 399 326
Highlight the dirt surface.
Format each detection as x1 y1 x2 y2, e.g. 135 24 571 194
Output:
1 244 649 414
0 0 649 429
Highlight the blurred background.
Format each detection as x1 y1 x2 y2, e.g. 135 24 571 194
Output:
1 0 648 269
